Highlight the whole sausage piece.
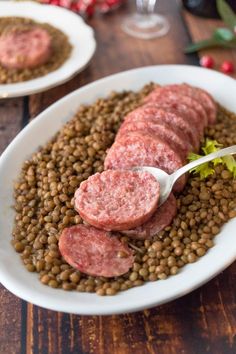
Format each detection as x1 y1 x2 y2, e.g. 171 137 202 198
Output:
74 170 160 231
121 193 177 240
0 25 52 69
59 224 134 277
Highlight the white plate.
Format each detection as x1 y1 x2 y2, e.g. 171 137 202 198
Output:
0 65 236 315
0 1 96 98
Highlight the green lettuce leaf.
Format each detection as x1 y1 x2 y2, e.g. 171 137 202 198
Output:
222 155 236 177
190 163 215 180
201 139 222 155
188 139 236 179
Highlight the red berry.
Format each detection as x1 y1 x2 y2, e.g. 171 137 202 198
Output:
106 0 121 5
70 3 78 11
49 0 60 5
200 56 215 69
220 61 234 74
85 5 95 16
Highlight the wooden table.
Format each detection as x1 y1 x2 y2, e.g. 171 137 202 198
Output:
0 1 235 353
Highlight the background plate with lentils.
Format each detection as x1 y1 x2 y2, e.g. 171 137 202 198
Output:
12 83 236 296
0 17 72 84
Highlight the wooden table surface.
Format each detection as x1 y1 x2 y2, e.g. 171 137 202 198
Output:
0 1 236 353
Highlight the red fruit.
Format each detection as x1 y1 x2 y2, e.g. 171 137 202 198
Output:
220 61 234 74
200 56 215 69
49 0 60 5
106 0 121 5
70 2 78 11
86 4 95 16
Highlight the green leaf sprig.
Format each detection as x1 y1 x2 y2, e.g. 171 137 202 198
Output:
185 0 236 53
187 139 236 179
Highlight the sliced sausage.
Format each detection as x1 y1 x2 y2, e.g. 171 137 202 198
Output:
144 87 208 127
121 193 177 240
74 170 160 231
0 25 51 69
116 120 191 160
160 83 217 124
145 101 205 138
59 225 134 277
124 105 199 151
186 84 216 124
104 131 186 192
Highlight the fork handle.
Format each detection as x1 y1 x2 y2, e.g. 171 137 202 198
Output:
171 145 236 185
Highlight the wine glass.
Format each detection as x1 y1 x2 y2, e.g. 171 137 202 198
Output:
121 0 170 39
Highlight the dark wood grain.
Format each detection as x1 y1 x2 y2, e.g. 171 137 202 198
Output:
23 264 236 354
0 98 23 152
0 98 25 354
0 285 24 354
0 1 236 354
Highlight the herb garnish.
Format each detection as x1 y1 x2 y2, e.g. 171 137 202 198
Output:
188 139 236 179
185 0 236 54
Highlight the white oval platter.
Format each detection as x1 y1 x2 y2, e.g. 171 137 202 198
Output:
0 65 235 315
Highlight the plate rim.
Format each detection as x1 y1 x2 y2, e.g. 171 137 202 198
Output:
0 1 96 98
0 64 236 315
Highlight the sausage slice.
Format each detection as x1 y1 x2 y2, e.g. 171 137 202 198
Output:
0 25 51 69
158 83 217 124
144 101 205 138
75 170 160 231
144 87 208 127
124 105 199 151
116 120 191 160
59 225 134 277
104 132 186 192
121 193 177 239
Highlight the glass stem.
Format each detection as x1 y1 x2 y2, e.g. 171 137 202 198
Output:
136 0 157 15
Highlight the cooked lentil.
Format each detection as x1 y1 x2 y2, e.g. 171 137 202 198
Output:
12 83 236 295
0 17 72 83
